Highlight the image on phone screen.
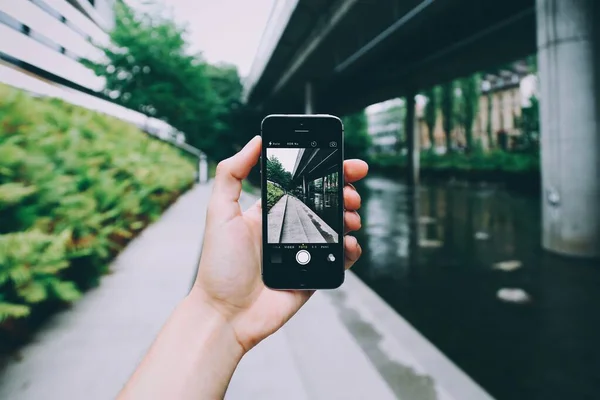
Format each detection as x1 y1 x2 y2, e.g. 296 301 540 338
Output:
266 147 339 244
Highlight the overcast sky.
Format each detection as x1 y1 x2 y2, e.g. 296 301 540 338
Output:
162 0 274 77
268 148 300 174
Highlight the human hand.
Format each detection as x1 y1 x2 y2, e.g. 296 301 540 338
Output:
191 136 368 353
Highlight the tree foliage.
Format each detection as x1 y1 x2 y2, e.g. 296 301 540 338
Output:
440 81 455 152
516 95 540 151
0 84 194 327
266 156 292 189
342 111 371 160
84 1 245 160
457 74 480 151
423 88 437 150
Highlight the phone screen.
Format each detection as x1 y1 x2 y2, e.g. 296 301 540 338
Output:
261 115 344 289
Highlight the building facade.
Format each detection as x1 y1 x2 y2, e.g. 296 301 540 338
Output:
416 61 535 151
0 0 114 93
0 0 188 146
365 98 404 154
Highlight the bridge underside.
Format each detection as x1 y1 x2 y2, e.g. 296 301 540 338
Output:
246 0 536 115
292 148 339 184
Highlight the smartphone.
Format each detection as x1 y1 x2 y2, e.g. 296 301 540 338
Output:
261 114 345 290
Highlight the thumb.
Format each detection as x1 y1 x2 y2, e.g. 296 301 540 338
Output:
208 136 261 223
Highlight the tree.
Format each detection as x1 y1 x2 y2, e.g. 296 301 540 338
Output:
205 64 248 160
440 81 454 152
518 95 540 151
342 110 371 160
266 156 292 188
423 87 437 151
486 90 494 149
458 74 480 151
83 1 243 160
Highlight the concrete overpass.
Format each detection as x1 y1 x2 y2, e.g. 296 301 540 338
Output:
246 0 600 258
292 147 339 200
245 0 537 115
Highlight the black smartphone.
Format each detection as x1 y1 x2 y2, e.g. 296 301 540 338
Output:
261 114 345 290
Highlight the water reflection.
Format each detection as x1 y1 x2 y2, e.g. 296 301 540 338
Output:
352 174 600 400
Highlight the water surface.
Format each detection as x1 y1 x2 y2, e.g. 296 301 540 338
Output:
352 174 600 400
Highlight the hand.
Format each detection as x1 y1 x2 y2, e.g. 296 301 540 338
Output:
191 136 368 353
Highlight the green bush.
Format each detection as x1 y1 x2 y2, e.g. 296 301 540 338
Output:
372 150 539 175
0 84 195 325
266 182 284 211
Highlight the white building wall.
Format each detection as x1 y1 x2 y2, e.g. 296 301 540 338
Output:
0 0 111 91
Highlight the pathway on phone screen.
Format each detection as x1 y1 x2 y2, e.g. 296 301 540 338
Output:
278 195 338 244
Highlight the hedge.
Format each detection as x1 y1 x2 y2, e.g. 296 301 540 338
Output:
0 84 195 331
266 182 284 211
370 150 539 174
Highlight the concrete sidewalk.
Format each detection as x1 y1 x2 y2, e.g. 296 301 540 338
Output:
0 183 493 400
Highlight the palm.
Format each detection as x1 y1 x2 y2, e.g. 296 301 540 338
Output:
198 201 310 350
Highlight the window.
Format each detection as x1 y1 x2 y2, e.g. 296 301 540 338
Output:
0 10 24 32
30 0 63 21
29 30 62 52
63 48 80 61
65 19 90 41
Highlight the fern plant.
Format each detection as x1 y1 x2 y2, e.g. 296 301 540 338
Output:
0 83 195 326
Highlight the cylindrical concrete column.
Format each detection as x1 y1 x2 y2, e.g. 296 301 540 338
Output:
405 92 419 186
537 0 600 257
305 81 315 114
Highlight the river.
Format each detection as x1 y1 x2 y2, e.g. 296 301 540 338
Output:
351 174 600 400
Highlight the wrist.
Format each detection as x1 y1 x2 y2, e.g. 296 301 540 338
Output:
119 290 245 400
183 288 246 358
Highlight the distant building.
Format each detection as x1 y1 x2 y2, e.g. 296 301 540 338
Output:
366 98 404 154
417 60 535 151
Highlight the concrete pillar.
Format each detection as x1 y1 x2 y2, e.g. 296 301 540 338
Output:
405 92 419 186
303 175 308 201
322 175 326 197
197 153 208 184
537 0 600 257
305 81 314 114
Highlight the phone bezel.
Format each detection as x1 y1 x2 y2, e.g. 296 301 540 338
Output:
261 114 345 290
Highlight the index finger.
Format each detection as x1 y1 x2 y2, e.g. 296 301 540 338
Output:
344 159 369 183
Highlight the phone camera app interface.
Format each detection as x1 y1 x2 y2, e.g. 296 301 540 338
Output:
265 146 340 254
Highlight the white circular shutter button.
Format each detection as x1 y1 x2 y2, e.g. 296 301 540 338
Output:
296 250 311 265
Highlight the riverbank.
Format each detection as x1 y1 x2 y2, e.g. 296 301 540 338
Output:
370 151 540 193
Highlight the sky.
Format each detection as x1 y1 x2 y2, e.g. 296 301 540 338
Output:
268 148 300 173
161 0 275 77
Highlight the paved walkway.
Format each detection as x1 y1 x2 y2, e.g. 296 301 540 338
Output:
0 184 494 400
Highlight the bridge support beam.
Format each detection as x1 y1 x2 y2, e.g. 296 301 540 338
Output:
537 0 600 257
405 92 419 186
303 175 309 201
